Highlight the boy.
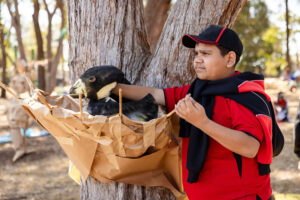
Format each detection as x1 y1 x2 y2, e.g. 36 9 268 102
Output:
113 25 274 200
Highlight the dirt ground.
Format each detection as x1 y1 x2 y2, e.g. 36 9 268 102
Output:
0 95 79 199
0 78 300 200
265 78 300 196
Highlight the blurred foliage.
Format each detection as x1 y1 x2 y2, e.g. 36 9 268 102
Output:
263 26 285 76
234 0 273 74
0 1 14 80
234 0 300 76
0 0 67 81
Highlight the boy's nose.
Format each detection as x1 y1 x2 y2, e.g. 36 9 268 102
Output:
194 56 203 63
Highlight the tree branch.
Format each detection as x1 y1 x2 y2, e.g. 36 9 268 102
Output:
43 0 58 17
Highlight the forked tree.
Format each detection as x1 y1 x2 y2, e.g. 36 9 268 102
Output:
67 0 246 199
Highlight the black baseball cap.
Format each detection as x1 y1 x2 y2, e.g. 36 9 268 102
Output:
182 25 243 56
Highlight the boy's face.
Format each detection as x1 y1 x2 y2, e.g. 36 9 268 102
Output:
193 43 234 80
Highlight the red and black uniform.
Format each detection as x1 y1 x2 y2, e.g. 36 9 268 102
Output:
163 72 279 200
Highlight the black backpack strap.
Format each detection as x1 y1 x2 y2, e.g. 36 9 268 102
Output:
268 100 284 156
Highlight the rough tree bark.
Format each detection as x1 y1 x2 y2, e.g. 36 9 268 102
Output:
68 0 150 84
144 0 171 52
139 0 247 88
6 0 27 63
67 0 246 199
32 0 46 90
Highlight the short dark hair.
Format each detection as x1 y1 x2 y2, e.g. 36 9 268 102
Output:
216 45 240 66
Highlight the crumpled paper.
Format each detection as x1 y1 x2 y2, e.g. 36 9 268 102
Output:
20 88 185 199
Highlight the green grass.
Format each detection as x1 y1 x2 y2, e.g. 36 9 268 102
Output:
275 194 300 200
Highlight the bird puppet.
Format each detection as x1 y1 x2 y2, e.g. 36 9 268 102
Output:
69 65 158 122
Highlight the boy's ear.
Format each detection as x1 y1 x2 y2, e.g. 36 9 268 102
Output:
226 51 236 68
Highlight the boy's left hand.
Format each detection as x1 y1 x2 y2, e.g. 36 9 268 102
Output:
175 94 208 126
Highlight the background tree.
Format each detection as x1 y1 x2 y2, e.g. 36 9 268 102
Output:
67 0 246 199
285 0 291 71
32 0 45 90
6 0 27 65
291 15 300 67
0 2 7 98
285 11 300 70
43 0 58 75
3 0 66 92
263 25 285 76
234 0 271 73
0 24 7 98
42 0 66 93
44 0 66 92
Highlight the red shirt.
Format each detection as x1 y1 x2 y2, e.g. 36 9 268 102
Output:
164 86 272 200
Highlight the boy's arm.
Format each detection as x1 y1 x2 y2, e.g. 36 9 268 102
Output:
175 94 260 158
113 83 165 106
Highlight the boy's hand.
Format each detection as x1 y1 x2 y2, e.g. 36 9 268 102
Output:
175 94 209 127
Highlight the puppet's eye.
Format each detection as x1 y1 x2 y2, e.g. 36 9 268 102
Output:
88 76 96 82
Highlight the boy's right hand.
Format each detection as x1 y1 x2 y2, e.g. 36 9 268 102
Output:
175 94 209 128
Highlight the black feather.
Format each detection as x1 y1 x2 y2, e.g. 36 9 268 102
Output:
87 94 158 121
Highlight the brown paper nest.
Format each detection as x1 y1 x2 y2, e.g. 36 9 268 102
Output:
5 84 186 199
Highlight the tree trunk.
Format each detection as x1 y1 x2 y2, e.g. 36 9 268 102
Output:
68 0 150 84
67 0 246 199
0 23 7 98
6 0 27 63
138 0 247 88
32 0 46 90
45 0 65 93
46 14 53 72
0 5 7 98
144 0 171 52
46 35 63 92
285 0 291 70
43 0 58 74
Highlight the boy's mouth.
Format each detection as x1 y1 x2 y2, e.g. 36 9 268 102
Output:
195 66 205 71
